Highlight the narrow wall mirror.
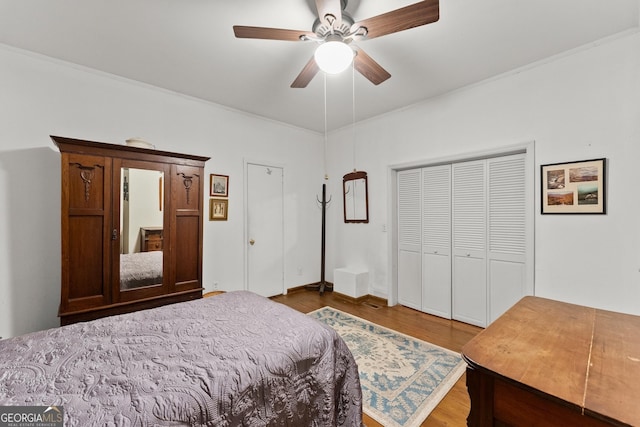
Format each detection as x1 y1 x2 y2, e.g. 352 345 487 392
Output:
343 171 369 223
120 167 164 291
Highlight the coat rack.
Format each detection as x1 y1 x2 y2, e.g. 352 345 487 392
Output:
305 73 333 294
306 183 332 294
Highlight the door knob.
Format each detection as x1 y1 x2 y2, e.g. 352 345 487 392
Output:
249 239 255 246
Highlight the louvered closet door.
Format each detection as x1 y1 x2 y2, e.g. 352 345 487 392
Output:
422 165 452 318
452 160 487 327
397 169 422 310
488 154 526 323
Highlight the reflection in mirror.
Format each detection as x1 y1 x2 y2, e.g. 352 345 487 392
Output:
343 171 369 223
120 168 164 291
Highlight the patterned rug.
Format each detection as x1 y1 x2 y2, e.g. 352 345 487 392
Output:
308 307 466 427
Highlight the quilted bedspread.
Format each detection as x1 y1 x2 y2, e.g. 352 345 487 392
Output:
0 291 363 426
119 251 163 290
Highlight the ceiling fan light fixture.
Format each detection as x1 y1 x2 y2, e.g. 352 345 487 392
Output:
314 40 354 74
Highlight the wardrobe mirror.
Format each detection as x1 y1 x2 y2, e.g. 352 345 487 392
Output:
120 167 164 291
343 171 369 223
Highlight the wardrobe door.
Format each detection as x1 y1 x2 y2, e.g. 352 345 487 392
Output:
422 165 452 318
113 159 170 303
60 153 112 315
487 154 527 323
171 164 204 292
397 169 422 310
452 160 487 327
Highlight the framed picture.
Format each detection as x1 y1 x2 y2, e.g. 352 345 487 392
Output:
541 158 606 214
209 198 228 221
210 174 229 197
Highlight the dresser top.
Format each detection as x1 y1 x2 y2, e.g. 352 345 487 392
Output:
462 296 640 426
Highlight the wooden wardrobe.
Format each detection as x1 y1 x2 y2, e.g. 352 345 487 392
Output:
52 136 210 325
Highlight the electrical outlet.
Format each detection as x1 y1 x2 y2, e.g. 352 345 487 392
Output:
297 268 303 276
212 282 219 290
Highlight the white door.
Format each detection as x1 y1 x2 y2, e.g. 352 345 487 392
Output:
246 163 284 297
452 160 487 327
487 154 527 323
397 169 422 310
422 165 452 319
395 152 531 327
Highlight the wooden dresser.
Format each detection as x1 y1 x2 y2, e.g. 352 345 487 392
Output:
462 296 640 426
141 227 163 251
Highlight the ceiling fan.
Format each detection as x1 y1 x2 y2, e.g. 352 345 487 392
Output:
233 0 439 88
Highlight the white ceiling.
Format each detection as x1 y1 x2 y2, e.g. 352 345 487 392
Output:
0 0 638 133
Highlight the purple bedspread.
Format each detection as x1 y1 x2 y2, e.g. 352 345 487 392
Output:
120 251 163 290
0 291 363 426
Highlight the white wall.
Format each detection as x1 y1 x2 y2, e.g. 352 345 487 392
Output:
2 29 639 339
127 168 163 253
0 45 324 339
326 31 640 315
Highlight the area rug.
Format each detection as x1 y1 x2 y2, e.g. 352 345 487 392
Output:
308 307 466 427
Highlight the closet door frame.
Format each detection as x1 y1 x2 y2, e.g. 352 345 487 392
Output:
388 142 535 315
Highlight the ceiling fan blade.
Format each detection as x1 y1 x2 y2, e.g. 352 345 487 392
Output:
233 26 313 42
291 56 320 88
315 0 343 26
353 48 391 85
351 0 439 40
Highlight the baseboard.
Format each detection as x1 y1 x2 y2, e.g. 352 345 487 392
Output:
331 291 370 304
333 292 388 306
362 294 388 307
288 282 334 294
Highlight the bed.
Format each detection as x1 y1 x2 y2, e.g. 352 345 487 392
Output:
0 291 363 426
120 251 163 290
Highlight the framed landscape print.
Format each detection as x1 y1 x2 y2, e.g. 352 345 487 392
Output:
541 158 606 214
210 174 229 197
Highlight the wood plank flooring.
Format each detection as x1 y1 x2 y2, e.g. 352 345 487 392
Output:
271 289 483 427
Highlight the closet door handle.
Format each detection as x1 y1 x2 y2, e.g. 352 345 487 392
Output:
112 229 118 240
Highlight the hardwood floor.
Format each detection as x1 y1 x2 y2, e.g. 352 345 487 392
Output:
271 289 483 427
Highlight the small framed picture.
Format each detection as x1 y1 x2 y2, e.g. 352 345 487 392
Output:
541 158 606 214
210 174 229 197
209 198 228 221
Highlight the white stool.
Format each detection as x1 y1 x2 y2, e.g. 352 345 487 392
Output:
333 267 369 298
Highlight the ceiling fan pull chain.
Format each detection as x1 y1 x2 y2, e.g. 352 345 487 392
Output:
352 61 357 172
323 72 329 180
